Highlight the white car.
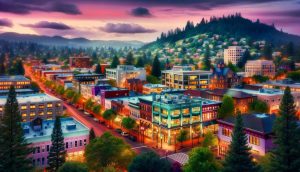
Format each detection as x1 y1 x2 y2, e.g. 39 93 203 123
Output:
121 131 129 137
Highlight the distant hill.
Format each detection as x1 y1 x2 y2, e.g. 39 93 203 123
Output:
0 32 144 49
144 14 300 49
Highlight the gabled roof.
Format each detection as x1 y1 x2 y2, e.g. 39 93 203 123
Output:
218 114 276 134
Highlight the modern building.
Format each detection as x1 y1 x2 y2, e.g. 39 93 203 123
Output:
185 89 256 113
73 73 104 93
106 65 146 88
255 79 300 93
245 60 275 78
224 46 244 65
209 63 240 89
217 114 276 158
41 70 73 79
100 87 130 106
0 75 31 90
0 93 63 122
80 84 112 100
162 66 211 89
152 94 220 145
69 56 92 69
231 88 300 114
23 117 89 167
142 84 168 94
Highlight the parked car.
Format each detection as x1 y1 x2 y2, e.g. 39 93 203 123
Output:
115 128 122 134
128 135 137 142
121 131 129 137
93 118 99 122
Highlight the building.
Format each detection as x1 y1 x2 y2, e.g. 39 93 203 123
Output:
0 75 31 90
245 60 275 77
106 65 146 88
162 66 211 89
218 114 276 158
0 89 35 96
100 87 130 106
185 89 256 113
73 73 104 93
142 84 168 94
224 46 244 65
80 84 112 100
69 56 92 69
231 88 300 114
252 78 300 92
124 78 146 93
152 93 220 145
0 93 63 122
41 70 73 79
22 117 89 167
209 63 240 89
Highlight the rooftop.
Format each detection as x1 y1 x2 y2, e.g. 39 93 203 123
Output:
218 113 276 134
22 117 89 143
153 93 220 105
230 88 283 96
0 89 35 95
0 75 30 82
0 93 61 105
143 84 168 88
204 89 255 98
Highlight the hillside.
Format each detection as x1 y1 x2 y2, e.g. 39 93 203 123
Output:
0 32 144 49
144 14 300 50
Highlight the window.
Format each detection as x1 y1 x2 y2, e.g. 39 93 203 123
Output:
47 145 49 152
249 135 260 146
66 142 68 149
47 111 53 115
84 139 87 145
30 112 35 117
222 128 232 137
21 105 27 110
22 113 27 117
75 141 78 147
47 103 53 108
79 140 82 146
30 105 36 109
182 108 189 114
42 158 45 165
39 105 44 109
192 107 200 112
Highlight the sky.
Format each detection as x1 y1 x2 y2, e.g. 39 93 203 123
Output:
0 0 299 42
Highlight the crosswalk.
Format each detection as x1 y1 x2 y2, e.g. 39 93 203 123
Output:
166 153 189 165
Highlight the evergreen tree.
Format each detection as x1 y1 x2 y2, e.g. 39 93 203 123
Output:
165 58 171 70
126 51 134 65
222 112 259 172
237 49 251 68
94 64 102 74
202 45 211 70
89 128 96 141
48 117 66 172
217 95 234 119
110 55 120 68
0 53 5 75
0 86 33 172
263 44 273 60
135 56 144 67
270 87 300 171
286 42 295 57
151 55 161 77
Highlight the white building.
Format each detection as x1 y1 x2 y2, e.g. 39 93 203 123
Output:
0 93 63 122
245 60 275 77
106 65 146 88
162 66 211 89
224 46 244 65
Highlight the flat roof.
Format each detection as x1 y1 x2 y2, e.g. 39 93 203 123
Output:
143 84 168 88
22 117 89 143
0 75 30 82
230 88 283 96
0 93 61 105
162 70 211 75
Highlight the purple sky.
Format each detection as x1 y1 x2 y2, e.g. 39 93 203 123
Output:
0 0 299 42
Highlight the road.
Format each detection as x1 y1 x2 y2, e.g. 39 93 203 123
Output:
24 65 152 153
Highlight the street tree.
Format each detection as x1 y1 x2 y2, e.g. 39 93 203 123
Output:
217 95 234 119
102 109 117 126
58 162 88 172
121 117 136 131
89 128 96 141
85 132 136 171
177 130 188 148
128 151 171 172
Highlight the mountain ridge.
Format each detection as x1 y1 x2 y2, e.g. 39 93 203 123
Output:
0 32 144 49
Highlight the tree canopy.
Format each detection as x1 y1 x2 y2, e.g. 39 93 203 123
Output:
217 95 234 119
58 162 88 172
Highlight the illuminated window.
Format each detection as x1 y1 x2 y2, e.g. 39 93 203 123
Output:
249 135 260 146
21 105 27 110
161 108 168 115
222 128 232 137
39 105 44 109
22 113 27 117
192 107 200 112
47 111 53 115
0 107 2 112
30 112 35 117
153 106 159 112
182 108 189 114
171 110 180 116
39 112 44 116
47 103 53 108
30 105 36 109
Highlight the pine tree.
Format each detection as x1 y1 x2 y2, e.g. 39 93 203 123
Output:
135 56 144 67
126 51 134 65
237 49 251 68
270 87 300 171
202 45 211 70
89 128 96 141
0 86 33 172
222 112 259 172
0 53 6 75
94 64 102 74
151 55 161 77
263 44 273 60
165 58 171 70
48 117 66 172
111 55 120 68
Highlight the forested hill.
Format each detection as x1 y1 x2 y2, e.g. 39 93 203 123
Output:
143 14 300 49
